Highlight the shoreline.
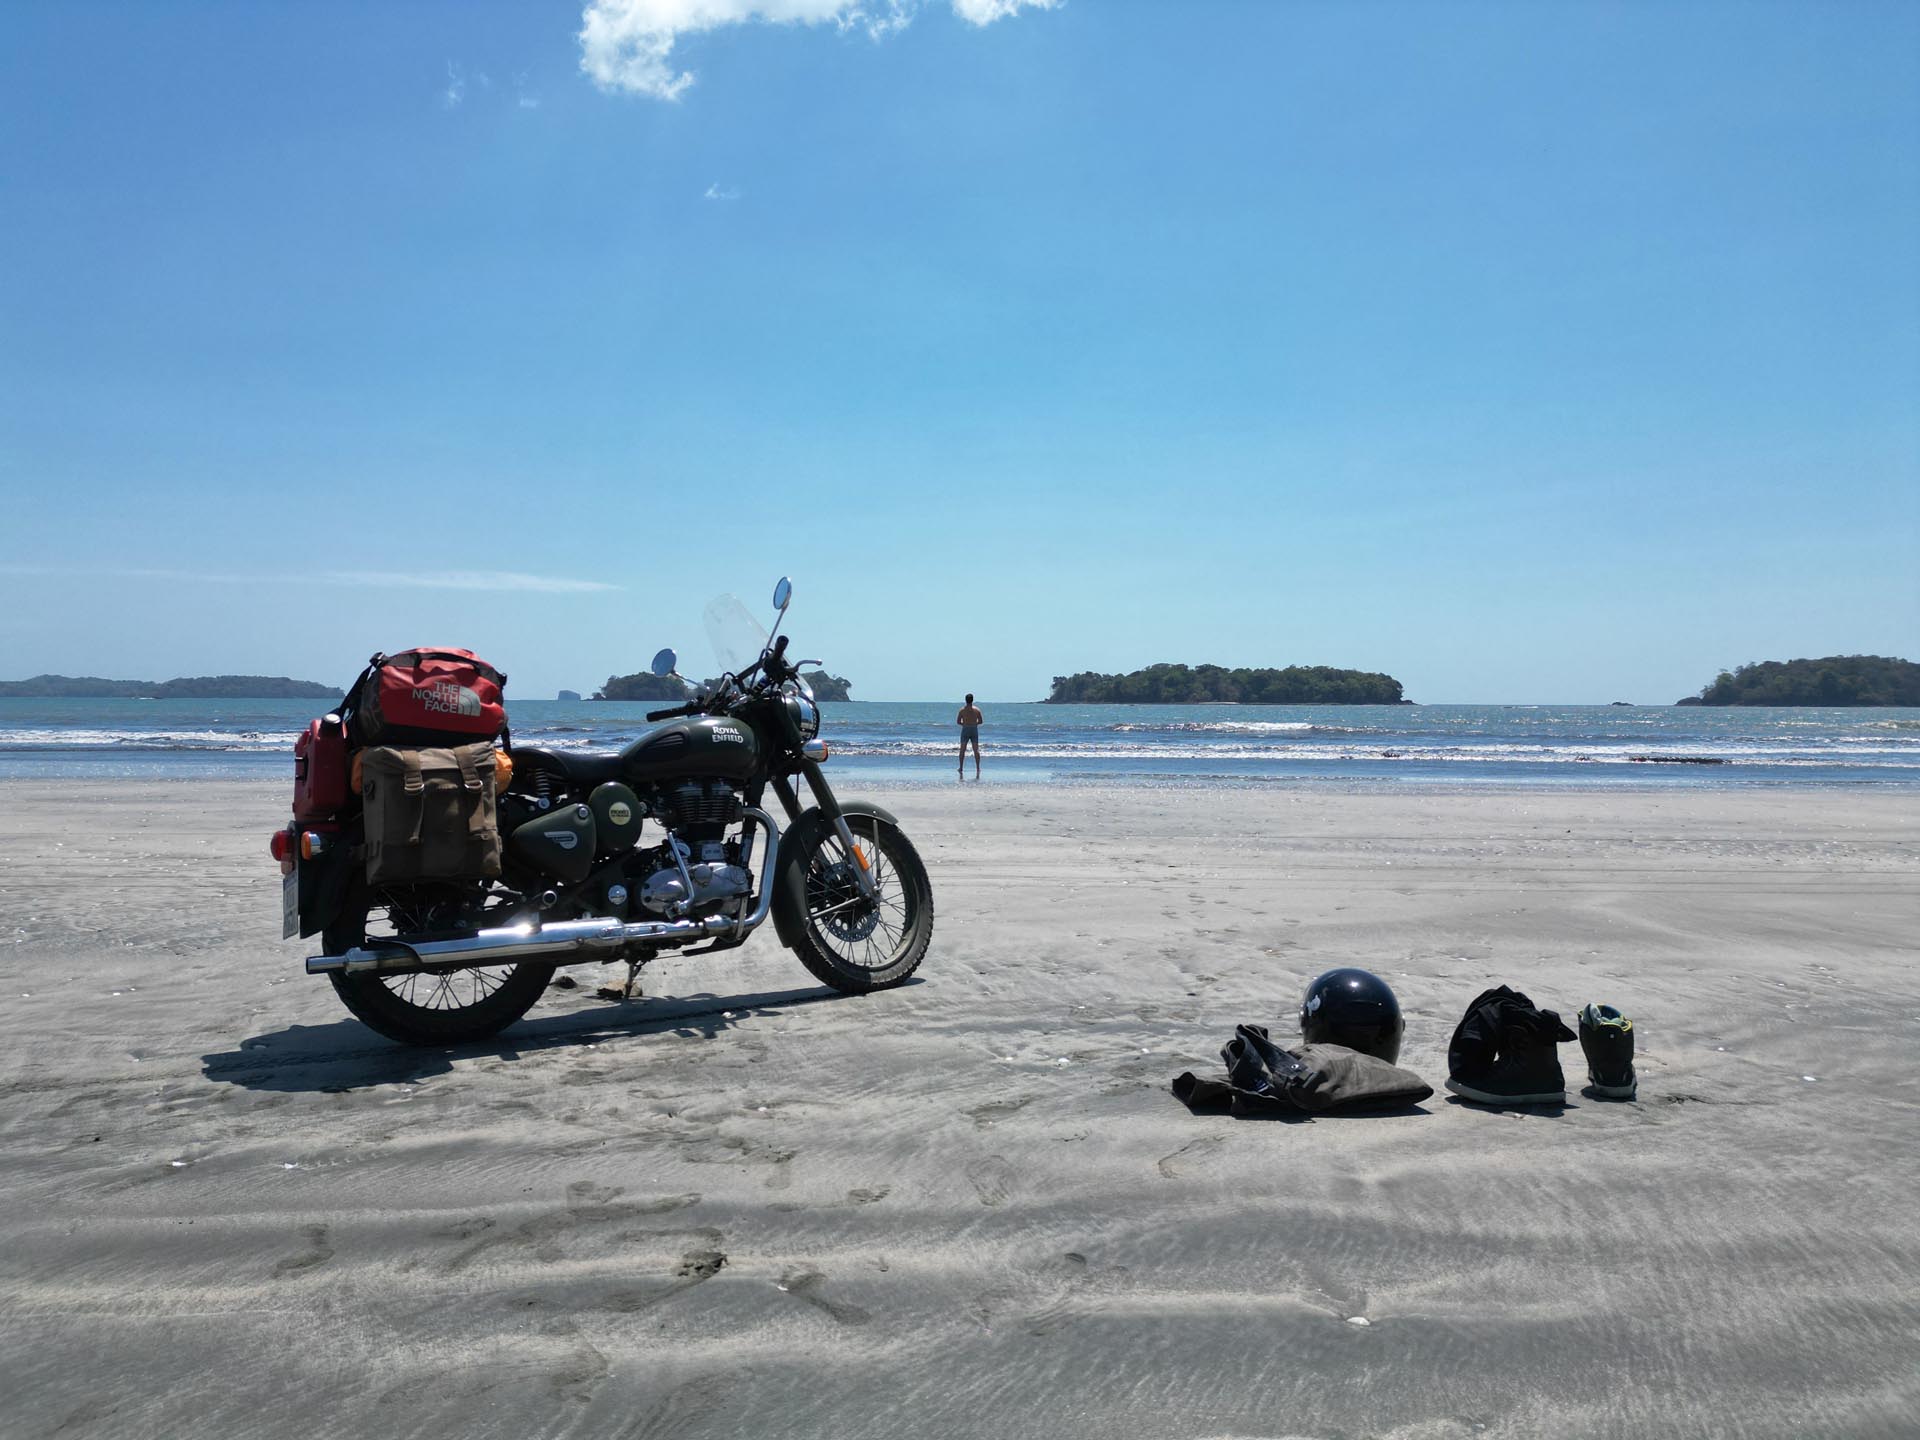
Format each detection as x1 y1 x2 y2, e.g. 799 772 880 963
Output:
4 766 1916 794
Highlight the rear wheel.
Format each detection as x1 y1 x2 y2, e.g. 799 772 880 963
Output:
323 892 554 1047
779 813 933 993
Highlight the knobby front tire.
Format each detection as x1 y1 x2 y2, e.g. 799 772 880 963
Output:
780 813 933 993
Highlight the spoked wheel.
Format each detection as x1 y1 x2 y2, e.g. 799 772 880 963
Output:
323 893 554 1047
780 811 933 993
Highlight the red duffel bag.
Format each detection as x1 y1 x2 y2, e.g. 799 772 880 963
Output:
345 648 508 748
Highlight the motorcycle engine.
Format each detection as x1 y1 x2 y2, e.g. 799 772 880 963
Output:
654 779 741 842
634 780 751 918
636 844 752 917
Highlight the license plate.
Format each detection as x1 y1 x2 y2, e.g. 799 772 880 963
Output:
282 864 300 940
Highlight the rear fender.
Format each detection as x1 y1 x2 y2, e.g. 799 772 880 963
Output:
297 839 360 939
769 802 901 951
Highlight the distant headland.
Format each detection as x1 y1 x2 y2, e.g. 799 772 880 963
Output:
594 669 853 702
1676 656 1918 707
1046 664 1407 705
0 674 338 700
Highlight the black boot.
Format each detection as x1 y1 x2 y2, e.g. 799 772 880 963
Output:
1444 985 1574 1106
1578 1003 1637 1099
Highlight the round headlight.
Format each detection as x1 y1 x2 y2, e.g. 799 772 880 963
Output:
786 694 820 740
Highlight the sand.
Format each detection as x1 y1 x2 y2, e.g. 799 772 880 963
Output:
0 777 1915 1440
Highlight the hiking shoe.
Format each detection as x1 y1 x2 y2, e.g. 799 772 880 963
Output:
1444 984 1574 1106
1578 1003 1637 1099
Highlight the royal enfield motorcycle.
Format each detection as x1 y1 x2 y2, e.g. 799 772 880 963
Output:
282 578 933 1045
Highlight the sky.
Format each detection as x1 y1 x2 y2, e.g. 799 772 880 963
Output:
1 0 1915 704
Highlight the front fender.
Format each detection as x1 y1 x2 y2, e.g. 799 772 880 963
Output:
769 802 902 952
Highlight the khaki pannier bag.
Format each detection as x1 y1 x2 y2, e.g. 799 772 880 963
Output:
360 742 503 886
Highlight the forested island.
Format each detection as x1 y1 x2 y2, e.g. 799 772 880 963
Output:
1676 656 1919 707
801 672 853 701
592 672 685 701
595 670 852 702
0 674 337 699
1046 664 1406 705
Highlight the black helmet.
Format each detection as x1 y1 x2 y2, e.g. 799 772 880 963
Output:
1300 967 1404 1064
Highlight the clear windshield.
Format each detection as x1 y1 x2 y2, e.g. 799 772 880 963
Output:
703 593 768 680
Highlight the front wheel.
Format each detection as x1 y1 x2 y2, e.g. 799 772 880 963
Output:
322 894 554 1047
777 812 933 993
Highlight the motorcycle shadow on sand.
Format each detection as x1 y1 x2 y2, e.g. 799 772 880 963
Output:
201 979 919 1095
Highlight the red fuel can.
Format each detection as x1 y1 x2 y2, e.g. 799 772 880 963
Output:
292 715 351 821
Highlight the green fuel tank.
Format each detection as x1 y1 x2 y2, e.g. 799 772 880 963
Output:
620 715 759 784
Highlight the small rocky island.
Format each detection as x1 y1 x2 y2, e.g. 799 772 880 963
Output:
0 674 338 699
1046 664 1406 704
1676 656 1918 707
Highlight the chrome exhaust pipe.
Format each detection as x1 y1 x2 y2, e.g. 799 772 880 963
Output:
306 807 781 977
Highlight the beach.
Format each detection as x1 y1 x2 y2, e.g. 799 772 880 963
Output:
1 777 1915 1439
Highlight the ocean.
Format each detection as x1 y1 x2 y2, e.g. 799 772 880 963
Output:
3 697 1917 788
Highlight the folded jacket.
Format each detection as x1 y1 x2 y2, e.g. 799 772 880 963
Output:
1173 1025 1433 1116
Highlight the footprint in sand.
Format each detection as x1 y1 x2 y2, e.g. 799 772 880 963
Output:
1157 1136 1224 1180
846 1186 890 1205
676 1249 727 1281
777 1266 871 1326
966 1155 1017 1207
1023 1251 1134 1336
432 1216 495 1241
273 1223 333 1276
540 1316 611 1403
582 1243 728 1313
567 1180 622 1206
965 1096 1038 1130
441 1190 702 1272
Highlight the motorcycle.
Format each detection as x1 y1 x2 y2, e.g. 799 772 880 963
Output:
282 578 933 1046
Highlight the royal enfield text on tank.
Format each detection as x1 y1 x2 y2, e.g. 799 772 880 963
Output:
270 578 933 1045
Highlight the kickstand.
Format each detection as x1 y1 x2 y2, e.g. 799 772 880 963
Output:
595 957 647 1004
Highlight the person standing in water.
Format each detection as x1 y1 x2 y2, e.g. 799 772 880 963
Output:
956 694 983 778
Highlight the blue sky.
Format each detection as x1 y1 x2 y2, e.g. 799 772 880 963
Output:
2 0 1915 703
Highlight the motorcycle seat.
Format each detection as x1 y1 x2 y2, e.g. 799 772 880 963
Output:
512 746 627 788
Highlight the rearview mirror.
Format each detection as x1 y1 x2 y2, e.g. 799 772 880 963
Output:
772 576 793 613
650 648 678 677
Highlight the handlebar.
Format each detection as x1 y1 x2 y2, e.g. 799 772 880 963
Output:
647 637 794 722
764 635 791 681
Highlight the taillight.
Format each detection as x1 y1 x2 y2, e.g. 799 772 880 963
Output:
300 831 327 860
269 829 291 862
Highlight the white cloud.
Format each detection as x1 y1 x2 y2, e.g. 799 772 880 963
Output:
0 564 619 595
704 182 742 200
322 571 622 594
442 61 467 109
950 0 1053 21
578 0 1059 100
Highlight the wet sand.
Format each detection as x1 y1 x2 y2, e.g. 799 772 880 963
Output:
1 779 1915 1439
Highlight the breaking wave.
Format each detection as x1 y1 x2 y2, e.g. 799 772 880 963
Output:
0 728 288 753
